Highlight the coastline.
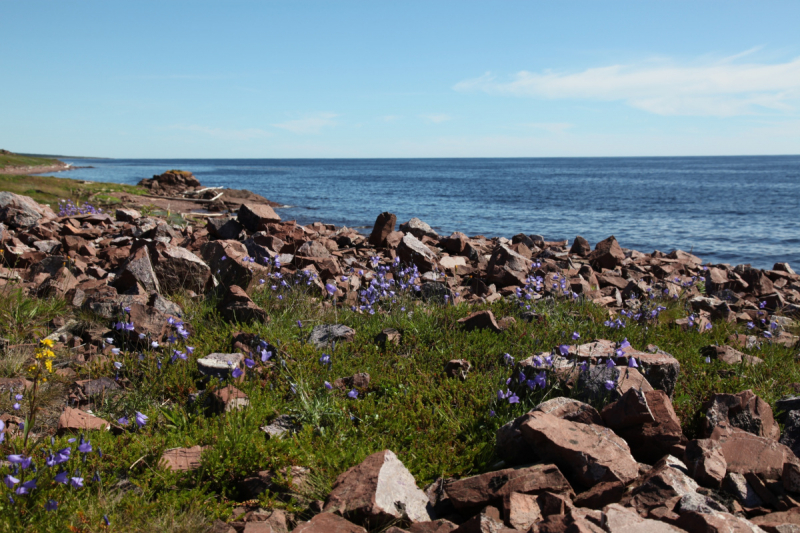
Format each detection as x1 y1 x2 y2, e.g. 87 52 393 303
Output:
0 161 74 175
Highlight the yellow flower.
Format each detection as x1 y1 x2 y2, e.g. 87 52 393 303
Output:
45 360 53 373
41 339 55 348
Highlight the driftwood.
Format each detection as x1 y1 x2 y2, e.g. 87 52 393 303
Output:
141 192 224 203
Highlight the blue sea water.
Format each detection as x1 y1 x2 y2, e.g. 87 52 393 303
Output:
57 156 800 270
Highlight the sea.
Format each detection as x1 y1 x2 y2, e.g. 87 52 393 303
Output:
55 156 800 270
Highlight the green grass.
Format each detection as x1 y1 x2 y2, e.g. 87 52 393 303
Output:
0 152 60 169
0 276 797 532
0 173 148 207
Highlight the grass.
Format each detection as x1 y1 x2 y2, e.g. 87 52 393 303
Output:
0 273 797 532
0 152 60 169
0 173 147 208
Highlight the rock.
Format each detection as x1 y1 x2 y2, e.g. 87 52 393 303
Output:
451 505 505 532
458 310 502 333
218 285 268 323
293 513 367 533
138 169 201 195
148 293 183 317
201 240 268 290
408 520 458 533
443 360 471 380
0 192 56 228
197 353 245 380
705 345 764 366
237 203 280 232
502 492 542 530
240 466 311 500
400 218 438 240
333 373 371 391
639 347 681 398
711 425 798 479
261 415 300 439
37 266 79 298
442 232 468 254
57 407 110 434
375 328 401 346
207 217 244 240
751 509 800 532
297 240 331 258
150 242 212 294
115 208 141 222
496 398 602 466
621 455 699 514
723 472 765 508
211 385 249 412
444 463 572 512
397 233 438 273
570 236 591 257
537 510 604 533
784 462 800 494
160 445 206 471
604 389 687 465
115 245 161 294
487 245 531 287
420 281 454 303
684 439 727 489
603 503 685 532
588 236 625 271
126 302 174 341
702 390 780 440
573 481 625 509
323 449 432 525
308 324 356 349
673 492 767 532
781 412 800 465
519 411 639 488
369 212 397 247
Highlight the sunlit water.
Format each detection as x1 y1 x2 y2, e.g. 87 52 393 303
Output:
57 156 800 269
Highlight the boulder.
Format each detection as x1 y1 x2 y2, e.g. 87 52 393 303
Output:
519 411 639 488
218 285 268 323
457 310 502 333
150 242 212 294
115 208 141 222
292 513 367 533
297 240 331 258
211 385 249 412
207 217 244 240
443 360 471 380
710 425 798 479
444 463 572 512
588 236 625 271
197 353 246 381
369 212 397 247
400 218 438 240
201 240 268 290
0 192 56 228
573 481 626 510
237 203 281 232
308 324 356 350
705 345 764 366
323 450 432 525
780 410 800 460
683 439 727 489
638 347 681 398
487 245 531 287
702 389 780 440
137 169 201 195
673 493 768 533
603 503 685 532
569 236 591 257
621 455 699 515
114 245 161 294
397 233 438 273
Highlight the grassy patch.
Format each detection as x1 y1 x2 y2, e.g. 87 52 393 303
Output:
0 173 147 207
0 275 797 531
0 152 60 169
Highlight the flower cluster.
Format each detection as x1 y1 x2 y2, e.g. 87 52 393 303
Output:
56 199 103 217
353 256 421 314
30 339 56 382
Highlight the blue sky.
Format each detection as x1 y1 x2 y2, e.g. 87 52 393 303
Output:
2 1 799 158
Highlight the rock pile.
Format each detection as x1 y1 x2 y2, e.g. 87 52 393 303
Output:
137 169 202 196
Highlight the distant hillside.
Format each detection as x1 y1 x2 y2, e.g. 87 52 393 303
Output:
0 149 62 169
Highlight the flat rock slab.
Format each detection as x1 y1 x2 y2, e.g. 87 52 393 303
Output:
308 324 356 349
457 310 502 333
603 503 685 532
711 425 797 479
57 407 110 434
197 353 245 380
324 449 432 525
293 513 367 533
160 445 208 471
444 463 572 511
520 411 639 488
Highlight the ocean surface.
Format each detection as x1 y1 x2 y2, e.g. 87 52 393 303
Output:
57 156 800 270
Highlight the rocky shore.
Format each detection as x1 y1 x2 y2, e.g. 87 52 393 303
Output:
0 183 799 532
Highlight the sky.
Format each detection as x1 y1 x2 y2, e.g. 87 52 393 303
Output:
2 1 800 158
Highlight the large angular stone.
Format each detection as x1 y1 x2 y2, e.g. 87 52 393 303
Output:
702 389 780 440
197 353 246 380
457 310 502 333
115 245 161 294
397 233 438 273
519 412 639 488
57 407 110 434
293 513 367 533
683 439 727 489
621 455 698 514
160 445 207 471
638 347 681 398
308 324 356 349
323 450 432 525
150 242 212 294
218 285 268 323
487 245 532 287
570 236 591 257
780 411 800 460
237 203 280 232
201 240 268 290
400 218 438 240
0 192 56 228
126 302 174 341
751 510 800 532
369 212 397 247
710 425 798 479
673 493 768 532
588 235 625 271
705 345 764 366
603 503 685 532
444 463 572 512
207 217 244 240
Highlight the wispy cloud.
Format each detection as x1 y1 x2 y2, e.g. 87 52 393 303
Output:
420 113 452 123
454 53 800 117
273 113 339 134
168 124 273 141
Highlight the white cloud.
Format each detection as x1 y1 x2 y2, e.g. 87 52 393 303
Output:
168 124 273 141
454 54 800 117
419 113 452 123
273 113 339 134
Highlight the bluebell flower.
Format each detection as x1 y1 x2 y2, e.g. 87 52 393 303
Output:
45 499 58 511
348 389 359 399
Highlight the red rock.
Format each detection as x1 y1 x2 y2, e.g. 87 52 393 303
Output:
211 385 249 412
711 425 797 479
573 481 625 509
37 266 78 298
323 450 432 525
519 412 639 488
368 212 397 247
601 388 655 429
397 233 438 273
451 505 506 533
537 510 604 533
534 397 604 426
602 503 684 532
409 520 458 533
487 245 531 287
750 509 800 531
150 242 212 294
160 445 207 471
570 236 591 257
444 463 572 512
702 390 780 440
57 407 110 434
611 390 688 465
218 285 268 323
502 492 542 530
238 203 281 232
126 302 174 341
115 245 161 294
684 439 727 489
621 456 699 514
706 345 764 366
588 236 625 271
457 310 502 333
0 191 56 228
442 232 468 254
